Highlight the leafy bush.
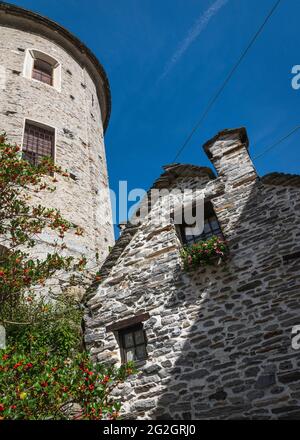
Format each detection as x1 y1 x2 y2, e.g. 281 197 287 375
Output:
0 296 137 420
0 348 136 420
180 235 229 271
0 135 136 420
0 133 88 312
2 295 83 357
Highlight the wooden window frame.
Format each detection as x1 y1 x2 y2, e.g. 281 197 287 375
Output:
118 323 148 364
32 58 53 86
106 313 150 364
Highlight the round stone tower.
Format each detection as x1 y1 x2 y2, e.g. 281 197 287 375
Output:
0 3 114 263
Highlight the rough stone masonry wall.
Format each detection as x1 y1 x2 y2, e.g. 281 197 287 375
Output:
0 25 114 265
85 129 300 420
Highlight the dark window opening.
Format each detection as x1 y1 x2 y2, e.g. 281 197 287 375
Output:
32 59 53 85
179 202 223 245
118 324 147 363
23 121 54 166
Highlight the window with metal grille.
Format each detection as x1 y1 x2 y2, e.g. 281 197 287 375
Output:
22 121 54 166
180 202 223 245
32 58 53 85
118 324 147 363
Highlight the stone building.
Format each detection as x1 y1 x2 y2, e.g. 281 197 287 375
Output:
0 2 114 265
85 127 300 420
1 2 300 422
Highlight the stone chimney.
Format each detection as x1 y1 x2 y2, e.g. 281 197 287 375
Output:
203 127 257 188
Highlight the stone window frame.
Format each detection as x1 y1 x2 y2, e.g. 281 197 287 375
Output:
23 48 61 92
21 118 57 166
177 201 224 246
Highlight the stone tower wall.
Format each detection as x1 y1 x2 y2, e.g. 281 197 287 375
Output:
0 22 114 263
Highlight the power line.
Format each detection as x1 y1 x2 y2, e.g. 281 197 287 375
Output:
173 0 282 162
253 125 300 160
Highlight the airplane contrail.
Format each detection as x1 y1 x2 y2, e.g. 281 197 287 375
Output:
159 0 229 81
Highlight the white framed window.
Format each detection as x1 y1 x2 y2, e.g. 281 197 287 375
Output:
23 49 61 91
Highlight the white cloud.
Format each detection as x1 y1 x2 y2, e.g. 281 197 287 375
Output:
159 0 229 81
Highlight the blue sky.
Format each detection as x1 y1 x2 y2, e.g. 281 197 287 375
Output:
6 0 300 232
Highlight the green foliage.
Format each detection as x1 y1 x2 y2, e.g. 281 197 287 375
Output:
0 134 88 311
180 235 229 271
1 295 83 357
0 296 137 420
0 133 75 246
0 134 136 420
0 348 136 420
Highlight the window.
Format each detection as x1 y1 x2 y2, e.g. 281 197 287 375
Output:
22 121 55 166
180 202 223 245
32 58 53 85
119 324 147 363
23 49 61 91
106 313 150 363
